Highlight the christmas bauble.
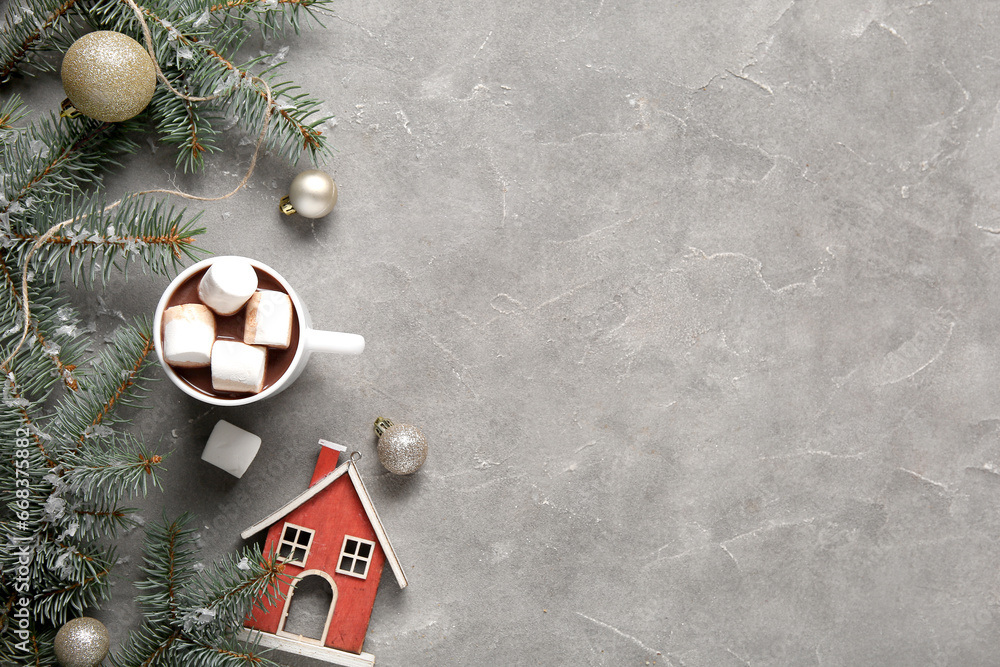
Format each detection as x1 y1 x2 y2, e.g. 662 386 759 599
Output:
374 417 427 475
281 169 338 218
54 617 110 667
61 31 156 122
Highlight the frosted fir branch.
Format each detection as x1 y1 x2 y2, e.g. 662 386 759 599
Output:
36 539 111 585
0 627 56 665
149 76 222 172
62 434 166 502
1 122 111 214
79 330 152 433
139 8 328 158
0 300 80 395
204 0 333 44
46 321 156 448
0 0 79 81
112 626 182 667
0 265 90 399
114 516 287 665
6 221 201 261
4 195 205 289
31 565 112 626
181 550 286 636
0 360 53 462
177 636 280 666
208 0 318 13
0 116 130 224
135 515 199 624
70 504 140 542
0 95 28 132
160 0 335 54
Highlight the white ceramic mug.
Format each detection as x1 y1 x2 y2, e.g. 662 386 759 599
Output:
153 256 364 406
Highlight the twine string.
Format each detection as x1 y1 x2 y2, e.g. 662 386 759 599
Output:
2 0 276 369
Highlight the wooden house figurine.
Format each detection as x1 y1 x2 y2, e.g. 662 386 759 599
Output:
239 441 407 666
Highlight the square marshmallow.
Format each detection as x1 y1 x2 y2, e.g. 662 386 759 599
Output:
244 290 293 349
198 257 258 316
211 340 267 393
201 420 261 478
162 303 215 368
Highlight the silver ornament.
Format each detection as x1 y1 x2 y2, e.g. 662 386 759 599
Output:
61 31 156 122
280 169 338 218
54 617 110 667
374 417 427 475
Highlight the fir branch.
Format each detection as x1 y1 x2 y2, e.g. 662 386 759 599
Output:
47 319 156 447
5 194 206 287
135 515 198 625
32 565 112 626
176 636 275 666
180 549 286 637
116 516 287 666
0 627 56 666
82 327 153 429
0 94 28 134
138 8 329 161
34 538 116 590
112 625 182 667
143 629 183 667
1 393 50 462
0 113 138 227
0 356 56 462
204 0 332 43
62 432 165 503
209 0 315 12
0 420 53 541
71 503 139 541
0 0 79 81
0 262 89 399
149 80 222 172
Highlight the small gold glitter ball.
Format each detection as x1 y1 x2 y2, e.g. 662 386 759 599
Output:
54 617 110 667
284 169 338 218
61 31 156 122
374 417 428 475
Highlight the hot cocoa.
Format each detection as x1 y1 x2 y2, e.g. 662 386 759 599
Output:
164 266 301 399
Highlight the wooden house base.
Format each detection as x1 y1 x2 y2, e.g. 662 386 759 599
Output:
238 628 376 666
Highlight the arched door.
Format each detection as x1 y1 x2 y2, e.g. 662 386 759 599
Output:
276 570 338 645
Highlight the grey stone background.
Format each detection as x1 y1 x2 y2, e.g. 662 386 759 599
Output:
8 0 1000 664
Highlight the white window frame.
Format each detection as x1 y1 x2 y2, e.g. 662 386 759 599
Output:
335 535 376 579
276 522 315 567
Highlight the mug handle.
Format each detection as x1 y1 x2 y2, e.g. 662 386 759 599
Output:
303 329 366 355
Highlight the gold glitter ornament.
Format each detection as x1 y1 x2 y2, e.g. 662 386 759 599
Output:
374 417 428 475
61 31 156 122
54 617 110 667
280 169 338 218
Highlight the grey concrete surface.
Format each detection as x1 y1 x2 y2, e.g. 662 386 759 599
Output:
10 0 1000 664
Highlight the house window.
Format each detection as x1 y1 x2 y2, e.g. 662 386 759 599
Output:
277 523 314 567
336 535 375 579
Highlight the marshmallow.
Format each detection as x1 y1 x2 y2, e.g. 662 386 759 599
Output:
201 420 261 478
162 303 215 368
198 257 258 315
244 290 294 349
211 341 267 393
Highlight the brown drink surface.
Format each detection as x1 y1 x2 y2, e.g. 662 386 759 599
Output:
164 266 301 398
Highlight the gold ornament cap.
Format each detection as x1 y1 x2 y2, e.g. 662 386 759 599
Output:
61 31 156 122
